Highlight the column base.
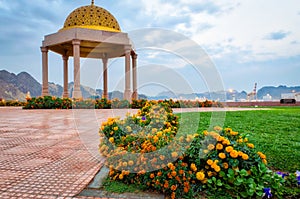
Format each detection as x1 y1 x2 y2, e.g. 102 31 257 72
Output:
102 93 109 99
72 89 82 99
124 90 132 102
63 92 69 98
132 91 138 100
42 88 49 97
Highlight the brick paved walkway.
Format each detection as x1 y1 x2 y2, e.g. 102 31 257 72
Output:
0 107 136 199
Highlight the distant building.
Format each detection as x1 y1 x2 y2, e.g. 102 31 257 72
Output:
263 94 272 101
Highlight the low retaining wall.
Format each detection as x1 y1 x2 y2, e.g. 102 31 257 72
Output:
223 101 300 107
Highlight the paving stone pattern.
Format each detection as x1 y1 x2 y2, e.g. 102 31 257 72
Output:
0 107 136 199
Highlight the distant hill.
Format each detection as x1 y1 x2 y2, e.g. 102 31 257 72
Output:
0 70 97 100
257 85 300 99
0 70 147 101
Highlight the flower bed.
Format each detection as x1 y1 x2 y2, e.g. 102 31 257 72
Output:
99 102 299 198
0 100 25 107
22 96 222 109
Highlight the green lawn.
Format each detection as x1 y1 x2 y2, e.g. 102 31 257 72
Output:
178 107 300 172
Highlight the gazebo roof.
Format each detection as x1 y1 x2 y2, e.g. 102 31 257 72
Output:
61 2 121 33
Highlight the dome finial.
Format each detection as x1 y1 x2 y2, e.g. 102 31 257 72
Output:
91 0 94 5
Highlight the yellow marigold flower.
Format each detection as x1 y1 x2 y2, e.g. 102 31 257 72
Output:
208 171 213 177
203 149 209 154
214 166 221 172
122 162 128 167
207 159 213 165
230 131 238 136
247 143 255 149
157 131 163 137
242 153 249 160
126 126 132 132
119 174 124 180
101 125 105 131
109 137 114 143
207 144 215 150
171 152 178 158
203 130 208 136
217 136 225 142
238 151 244 156
237 139 243 143
153 135 159 143
224 127 232 134
196 171 205 181
225 146 234 153
216 143 223 150
223 162 229 169
244 138 249 142
152 128 157 133
218 152 226 159
230 150 239 158
190 163 197 172
113 126 118 131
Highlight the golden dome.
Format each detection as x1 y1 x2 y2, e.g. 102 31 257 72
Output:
61 3 121 32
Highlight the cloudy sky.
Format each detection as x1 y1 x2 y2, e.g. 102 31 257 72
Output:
0 0 300 96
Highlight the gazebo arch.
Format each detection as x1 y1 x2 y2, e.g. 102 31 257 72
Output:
40 1 138 100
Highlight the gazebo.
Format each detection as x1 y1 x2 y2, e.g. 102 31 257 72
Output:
40 0 138 100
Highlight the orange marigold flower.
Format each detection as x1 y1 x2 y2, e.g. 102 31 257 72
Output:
190 163 197 172
113 126 118 131
171 185 177 191
150 173 155 179
218 152 226 159
171 192 176 199
222 139 231 145
238 151 244 156
171 171 177 177
230 150 239 158
242 153 249 160
207 159 213 165
223 162 229 169
179 170 184 175
184 187 189 193
119 174 124 180
207 144 215 150
230 131 238 136
171 152 178 158
157 171 162 176
225 146 234 153
122 162 128 167
128 160 134 166
247 143 255 149
216 143 223 150
262 159 267 165
196 171 205 181
167 163 174 168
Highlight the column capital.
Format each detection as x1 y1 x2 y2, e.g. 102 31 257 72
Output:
124 45 131 54
132 54 138 59
72 39 81 45
40 46 48 53
62 55 69 61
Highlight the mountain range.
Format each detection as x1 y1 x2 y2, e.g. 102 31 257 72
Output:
0 70 299 101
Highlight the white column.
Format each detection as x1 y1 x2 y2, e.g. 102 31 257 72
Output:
124 47 131 101
41 46 49 96
102 56 108 99
62 54 69 98
72 39 82 99
132 54 138 100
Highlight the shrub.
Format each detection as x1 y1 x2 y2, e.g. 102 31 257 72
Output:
99 103 288 199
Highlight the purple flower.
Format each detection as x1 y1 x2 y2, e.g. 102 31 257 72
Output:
141 116 146 121
296 171 300 185
263 188 272 198
276 171 288 178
